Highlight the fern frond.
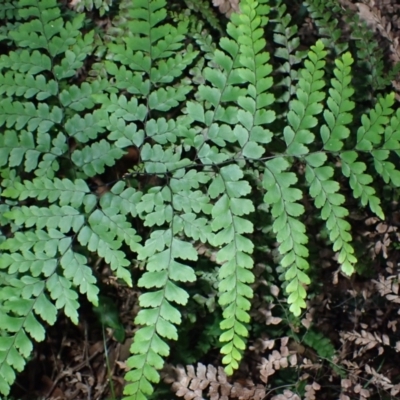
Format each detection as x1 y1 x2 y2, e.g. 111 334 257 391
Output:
263 157 309 316
303 0 347 55
345 12 388 96
11 0 85 57
0 1 21 44
311 51 357 275
284 40 326 156
374 108 400 186
0 72 57 100
125 232 197 399
210 165 255 375
2 177 90 208
321 52 355 152
70 0 113 16
272 0 305 104
305 153 356 275
0 220 98 395
340 94 395 219
0 50 51 75
71 139 125 177
184 0 223 33
263 41 326 316
359 94 400 190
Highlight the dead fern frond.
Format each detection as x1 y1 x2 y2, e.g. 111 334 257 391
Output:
365 363 395 393
341 329 389 356
259 337 297 384
162 363 266 400
373 272 400 303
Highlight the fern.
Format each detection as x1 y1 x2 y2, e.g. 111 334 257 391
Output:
272 0 306 105
0 0 400 398
70 0 113 17
303 0 348 55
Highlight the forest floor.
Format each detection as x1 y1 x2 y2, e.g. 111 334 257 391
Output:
9 1 400 399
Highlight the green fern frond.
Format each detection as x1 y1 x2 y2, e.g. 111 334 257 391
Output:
0 50 51 75
11 0 85 56
272 0 305 104
373 108 400 186
125 232 197 398
1 0 400 397
303 0 347 55
312 51 357 275
321 52 355 152
3 177 90 207
262 41 326 316
0 1 21 44
263 157 309 316
340 94 395 219
184 0 223 33
70 0 113 16
284 40 326 156
345 12 389 96
211 165 255 375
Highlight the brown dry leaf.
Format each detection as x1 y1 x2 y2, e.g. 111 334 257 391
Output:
301 312 313 329
341 379 352 389
267 316 283 325
391 383 400 396
374 274 400 303
270 284 280 297
68 0 81 7
271 389 301 400
304 381 321 400
212 0 239 17
289 354 297 366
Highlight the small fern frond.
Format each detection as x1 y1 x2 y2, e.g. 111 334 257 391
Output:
341 94 395 220
0 49 51 75
0 1 19 26
184 0 223 33
341 151 383 219
284 40 326 156
262 42 326 316
211 165 255 375
313 51 357 275
235 0 274 158
3 177 90 208
11 0 85 57
359 94 400 188
356 94 395 152
125 231 197 399
321 52 355 152
374 109 400 186
305 153 356 275
70 0 113 16
303 0 347 55
345 12 388 97
263 157 309 316
272 0 305 104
